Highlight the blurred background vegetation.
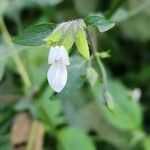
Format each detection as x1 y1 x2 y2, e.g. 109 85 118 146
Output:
0 0 150 150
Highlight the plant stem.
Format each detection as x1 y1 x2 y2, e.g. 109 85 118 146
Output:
87 30 108 89
87 30 115 111
0 15 31 90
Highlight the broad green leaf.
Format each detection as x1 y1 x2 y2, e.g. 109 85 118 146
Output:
44 24 64 46
78 103 133 150
85 14 115 32
61 27 75 52
76 27 90 59
57 127 96 150
12 23 54 46
92 80 142 130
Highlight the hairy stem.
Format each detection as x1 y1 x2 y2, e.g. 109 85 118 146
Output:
87 30 108 89
87 29 115 111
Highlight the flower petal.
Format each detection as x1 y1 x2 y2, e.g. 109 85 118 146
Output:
47 63 67 92
48 46 70 65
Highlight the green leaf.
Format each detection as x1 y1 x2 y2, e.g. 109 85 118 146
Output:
76 27 90 59
85 14 115 32
57 127 96 150
92 80 142 130
78 103 133 150
12 23 54 46
61 27 75 52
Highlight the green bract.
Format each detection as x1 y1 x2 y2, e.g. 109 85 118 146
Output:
76 26 90 59
44 19 90 59
61 26 75 52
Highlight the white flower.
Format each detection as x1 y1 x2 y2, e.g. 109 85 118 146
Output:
47 46 70 92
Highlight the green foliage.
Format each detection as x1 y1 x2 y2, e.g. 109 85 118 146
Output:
92 80 142 130
12 24 54 46
85 14 115 32
76 27 90 59
57 127 96 150
0 0 149 149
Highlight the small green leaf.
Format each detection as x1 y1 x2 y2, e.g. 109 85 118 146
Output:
57 127 96 150
61 27 75 52
98 50 111 58
85 14 115 32
76 27 90 59
12 23 54 46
